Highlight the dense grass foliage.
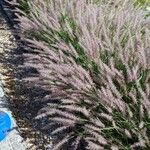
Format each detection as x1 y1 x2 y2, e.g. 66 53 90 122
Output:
15 0 30 14
11 0 150 149
136 0 150 5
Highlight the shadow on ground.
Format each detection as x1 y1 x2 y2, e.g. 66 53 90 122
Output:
0 2 53 149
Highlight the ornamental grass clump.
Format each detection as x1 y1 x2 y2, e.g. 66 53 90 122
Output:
13 0 150 149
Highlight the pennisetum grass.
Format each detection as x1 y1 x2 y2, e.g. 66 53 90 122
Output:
10 0 150 149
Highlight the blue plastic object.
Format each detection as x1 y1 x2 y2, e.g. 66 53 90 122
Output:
0 111 11 141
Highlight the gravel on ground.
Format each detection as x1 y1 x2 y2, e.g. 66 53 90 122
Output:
0 9 27 150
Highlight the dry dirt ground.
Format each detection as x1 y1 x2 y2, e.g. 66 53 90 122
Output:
0 10 27 150
0 2 52 149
